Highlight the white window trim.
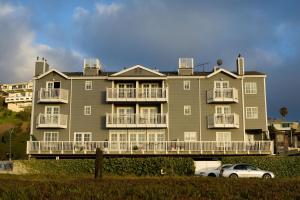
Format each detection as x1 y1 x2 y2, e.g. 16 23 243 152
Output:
46 81 61 89
216 132 231 147
43 132 59 141
84 106 92 116
214 80 229 88
184 105 191 115
184 132 197 141
245 107 258 119
85 81 93 90
74 132 92 142
45 106 60 114
245 82 257 94
183 80 191 90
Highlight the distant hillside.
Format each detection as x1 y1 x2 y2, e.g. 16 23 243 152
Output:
0 102 30 160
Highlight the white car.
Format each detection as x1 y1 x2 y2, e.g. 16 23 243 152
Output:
220 163 275 179
199 164 233 177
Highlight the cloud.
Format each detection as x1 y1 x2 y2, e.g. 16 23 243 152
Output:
73 6 89 19
95 2 122 15
0 2 83 83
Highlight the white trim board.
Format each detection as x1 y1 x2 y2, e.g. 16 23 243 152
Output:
110 65 166 77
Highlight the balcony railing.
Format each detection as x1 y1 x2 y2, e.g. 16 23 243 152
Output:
36 114 68 128
38 88 68 103
5 96 32 103
207 88 238 103
27 141 274 155
208 113 239 128
106 88 168 102
106 113 168 128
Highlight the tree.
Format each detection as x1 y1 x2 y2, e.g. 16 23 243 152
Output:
279 107 288 119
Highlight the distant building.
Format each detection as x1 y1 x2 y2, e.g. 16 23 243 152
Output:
27 55 273 158
269 119 300 154
0 81 33 112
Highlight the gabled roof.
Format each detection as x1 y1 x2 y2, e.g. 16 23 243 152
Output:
110 65 166 77
206 68 239 79
35 69 70 79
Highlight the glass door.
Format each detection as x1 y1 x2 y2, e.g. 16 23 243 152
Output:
140 107 158 124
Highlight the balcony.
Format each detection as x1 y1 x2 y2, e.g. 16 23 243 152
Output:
207 88 238 103
37 88 68 103
5 96 32 103
27 141 274 155
36 114 68 128
207 113 239 128
106 113 168 128
106 88 168 102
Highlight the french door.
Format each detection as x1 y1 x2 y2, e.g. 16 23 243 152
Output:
140 107 158 124
215 105 232 124
110 131 127 150
45 106 59 124
117 83 134 98
214 81 229 98
141 83 159 98
117 107 135 124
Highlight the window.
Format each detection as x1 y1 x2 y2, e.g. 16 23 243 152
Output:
44 132 59 141
216 132 231 147
184 132 197 141
85 81 92 90
74 132 92 143
184 105 191 115
245 107 258 119
245 82 257 94
84 106 92 115
183 81 190 90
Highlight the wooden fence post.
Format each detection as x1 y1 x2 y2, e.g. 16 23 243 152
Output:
95 148 103 179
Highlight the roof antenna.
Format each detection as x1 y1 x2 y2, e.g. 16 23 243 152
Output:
195 62 209 72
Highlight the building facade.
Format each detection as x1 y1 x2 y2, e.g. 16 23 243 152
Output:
0 81 33 112
27 56 273 157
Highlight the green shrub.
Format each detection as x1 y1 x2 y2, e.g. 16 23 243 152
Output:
16 106 31 121
20 157 195 176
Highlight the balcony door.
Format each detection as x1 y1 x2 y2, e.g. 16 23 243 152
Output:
140 107 158 124
214 81 229 98
117 107 134 124
117 83 134 98
215 106 231 124
46 81 61 98
45 106 59 124
109 130 127 150
141 83 159 98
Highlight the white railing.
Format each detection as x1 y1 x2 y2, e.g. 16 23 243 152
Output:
5 96 32 103
38 88 68 103
26 141 274 155
208 113 239 128
207 88 238 103
36 114 68 128
106 113 168 127
106 88 168 101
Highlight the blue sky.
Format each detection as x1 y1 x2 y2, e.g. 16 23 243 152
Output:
0 0 300 120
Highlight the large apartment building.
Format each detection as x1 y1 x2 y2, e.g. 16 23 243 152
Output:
27 55 273 157
0 81 33 112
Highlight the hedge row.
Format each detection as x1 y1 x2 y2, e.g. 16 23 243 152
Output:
20 157 195 176
221 156 300 178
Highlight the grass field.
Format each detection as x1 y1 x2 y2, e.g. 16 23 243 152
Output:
0 175 299 200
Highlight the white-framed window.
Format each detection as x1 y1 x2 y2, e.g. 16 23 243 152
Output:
215 105 231 114
44 132 59 141
214 81 229 89
85 81 92 90
245 82 257 94
184 132 197 141
74 132 92 143
184 105 191 115
245 107 258 119
216 132 231 147
183 80 190 90
84 106 92 115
